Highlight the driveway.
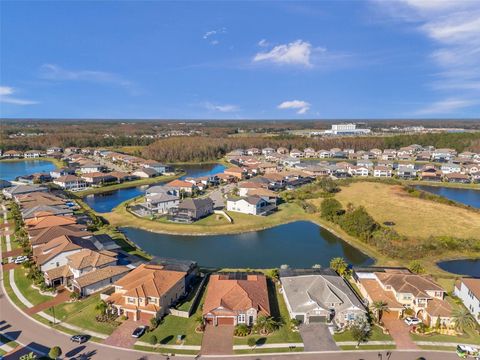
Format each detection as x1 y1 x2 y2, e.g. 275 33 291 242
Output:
201 324 234 355
299 323 338 351
383 316 418 349
103 319 148 349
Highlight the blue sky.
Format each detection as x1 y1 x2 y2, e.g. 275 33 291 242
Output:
1 0 479 119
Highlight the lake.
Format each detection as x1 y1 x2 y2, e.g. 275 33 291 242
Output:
0 160 57 181
122 221 374 268
415 185 480 209
437 259 480 277
83 163 226 213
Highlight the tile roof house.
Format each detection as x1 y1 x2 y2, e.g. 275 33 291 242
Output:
53 175 88 192
454 278 480 324
106 264 187 321
28 224 91 247
33 235 89 271
169 197 214 222
25 215 77 230
226 195 277 216
165 179 197 194
354 268 452 327
2 184 48 200
21 205 73 220
280 268 366 327
203 272 270 326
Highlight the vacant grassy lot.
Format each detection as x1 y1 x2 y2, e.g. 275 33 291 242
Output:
335 182 480 240
104 201 311 235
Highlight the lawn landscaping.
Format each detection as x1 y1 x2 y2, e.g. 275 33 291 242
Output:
411 328 480 346
94 225 151 260
133 345 199 355
13 267 52 305
333 325 393 342
234 347 304 354
140 287 207 346
339 345 396 350
233 281 303 346
44 294 119 335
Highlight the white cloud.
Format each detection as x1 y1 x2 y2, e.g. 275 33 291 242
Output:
0 86 38 105
253 40 313 67
415 98 476 115
39 64 135 93
204 102 239 113
203 27 226 45
373 0 480 114
278 100 310 114
258 39 269 47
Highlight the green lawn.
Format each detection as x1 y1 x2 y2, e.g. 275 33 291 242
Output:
44 294 119 335
234 347 304 354
13 267 52 305
133 345 199 355
94 226 151 259
411 328 480 345
233 281 303 345
141 289 206 346
333 325 393 342
339 345 396 350
176 277 205 312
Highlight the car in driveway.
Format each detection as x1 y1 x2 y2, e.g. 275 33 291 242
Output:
404 317 422 326
12 255 28 264
70 334 89 344
131 326 147 338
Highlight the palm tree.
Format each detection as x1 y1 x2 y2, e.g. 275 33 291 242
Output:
95 300 108 316
255 315 279 335
329 257 348 276
452 307 476 333
371 301 389 323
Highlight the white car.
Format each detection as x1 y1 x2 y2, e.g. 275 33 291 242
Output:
13 256 28 264
404 317 422 326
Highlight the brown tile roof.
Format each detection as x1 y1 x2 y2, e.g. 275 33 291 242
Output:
33 235 83 265
29 224 91 246
224 167 244 174
113 264 185 299
460 278 480 300
376 273 444 298
426 298 452 317
203 273 270 316
25 215 76 230
67 249 117 270
55 175 83 183
247 189 278 198
359 278 403 309
166 179 194 188
44 264 73 280
74 266 130 288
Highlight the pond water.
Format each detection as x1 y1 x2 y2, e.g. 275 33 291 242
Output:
437 259 480 277
415 185 480 209
0 160 57 181
122 221 374 268
83 163 226 213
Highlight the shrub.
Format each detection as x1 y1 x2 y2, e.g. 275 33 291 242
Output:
148 334 157 345
234 324 250 337
247 337 257 348
48 346 62 359
408 260 426 274
320 198 343 221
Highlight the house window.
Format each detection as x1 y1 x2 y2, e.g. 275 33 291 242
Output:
127 297 135 304
238 314 246 323
147 297 156 304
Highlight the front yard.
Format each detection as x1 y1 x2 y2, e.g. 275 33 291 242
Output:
233 281 303 346
13 267 52 306
44 294 120 335
333 325 393 342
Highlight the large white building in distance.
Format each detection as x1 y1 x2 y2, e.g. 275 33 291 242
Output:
324 123 371 136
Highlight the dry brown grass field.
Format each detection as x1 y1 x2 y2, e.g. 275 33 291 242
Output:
335 182 480 240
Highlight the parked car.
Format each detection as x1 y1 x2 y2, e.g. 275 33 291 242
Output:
456 344 479 359
12 256 28 264
404 317 422 326
131 326 147 338
70 335 89 344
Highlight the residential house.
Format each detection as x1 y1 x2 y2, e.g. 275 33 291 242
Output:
141 160 173 174
24 150 44 158
2 184 48 200
432 148 457 162
454 278 480 324
318 150 331 159
444 173 471 184
21 205 73 220
381 149 397 161
440 163 462 174
261 147 275 156
26 215 77 231
277 147 289 155
47 147 63 154
50 168 76 179
106 264 187 321
223 166 245 180
420 168 442 182
246 148 261 156
370 148 383 158
132 168 158 178
303 148 317 158
227 195 276 216
280 268 366 327
3 150 23 158
397 165 418 180
373 166 392 178
109 171 137 183
353 267 452 327
29 224 91 247
348 166 369 177
80 163 106 174
54 175 88 191
135 188 180 216
165 179 197 195
203 272 270 326
169 198 214 222
81 172 116 185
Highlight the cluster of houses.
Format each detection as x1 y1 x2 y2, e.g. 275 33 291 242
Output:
225 145 480 184
1 184 139 297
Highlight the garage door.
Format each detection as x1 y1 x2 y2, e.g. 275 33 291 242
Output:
308 316 326 323
217 317 234 325
138 311 154 322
